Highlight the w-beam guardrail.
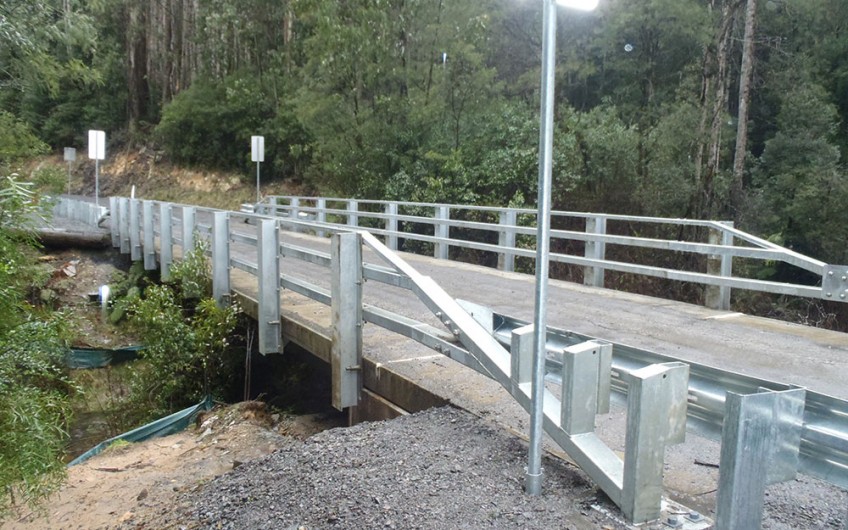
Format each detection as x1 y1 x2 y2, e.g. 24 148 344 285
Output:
257 196 848 311
58 196 848 528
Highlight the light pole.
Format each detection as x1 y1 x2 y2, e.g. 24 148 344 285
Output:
527 0 598 496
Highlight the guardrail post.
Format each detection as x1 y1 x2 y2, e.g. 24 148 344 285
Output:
160 203 173 281
109 197 119 248
498 211 517 272
316 198 327 238
510 324 534 392
561 342 601 435
212 211 231 307
435 205 449 260
706 223 733 310
290 197 300 233
142 201 156 270
331 232 363 410
268 196 278 216
348 200 359 227
386 203 398 250
118 198 130 254
182 206 195 253
584 216 606 288
715 387 805 530
621 362 689 523
257 219 281 354
129 199 141 261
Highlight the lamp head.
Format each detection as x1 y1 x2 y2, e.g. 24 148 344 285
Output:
555 0 599 11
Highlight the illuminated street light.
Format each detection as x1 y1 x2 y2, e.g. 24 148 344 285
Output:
526 0 598 497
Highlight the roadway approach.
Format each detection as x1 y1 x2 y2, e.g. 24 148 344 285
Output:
222 218 848 526
49 199 848 527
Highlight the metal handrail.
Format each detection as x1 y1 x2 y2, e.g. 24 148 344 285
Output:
259 195 847 309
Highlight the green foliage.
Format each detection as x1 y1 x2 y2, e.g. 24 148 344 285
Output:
0 317 75 517
0 112 48 168
127 240 240 419
155 76 274 173
754 77 848 263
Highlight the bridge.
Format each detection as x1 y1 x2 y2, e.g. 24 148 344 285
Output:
52 195 848 529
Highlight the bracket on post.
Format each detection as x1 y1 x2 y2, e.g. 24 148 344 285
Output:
823 265 848 302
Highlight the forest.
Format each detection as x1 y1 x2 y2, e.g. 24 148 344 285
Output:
2 0 847 268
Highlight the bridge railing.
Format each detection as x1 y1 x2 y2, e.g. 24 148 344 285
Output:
58 196 848 527
258 196 848 311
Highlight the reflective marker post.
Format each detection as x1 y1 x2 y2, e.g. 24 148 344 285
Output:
251 135 265 204
87 130 106 206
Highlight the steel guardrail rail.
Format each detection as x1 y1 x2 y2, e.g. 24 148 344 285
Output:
259 195 846 306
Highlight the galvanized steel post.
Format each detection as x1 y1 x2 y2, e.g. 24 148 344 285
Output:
212 211 231 307
181 206 195 253
316 198 327 238
584 215 607 288
118 198 130 254
348 200 359 227
498 210 517 272
386 203 398 251
159 203 173 281
142 201 156 270
560 342 602 435
129 199 141 261
435 205 449 260
706 223 734 310
621 362 689 523
715 387 806 529
109 197 120 248
527 0 558 496
331 232 363 410
257 219 281 354
290 197 300 233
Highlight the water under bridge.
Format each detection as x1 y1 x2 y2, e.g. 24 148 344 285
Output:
51 195 848 529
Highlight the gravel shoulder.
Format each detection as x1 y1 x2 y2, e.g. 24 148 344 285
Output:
143 406 626 530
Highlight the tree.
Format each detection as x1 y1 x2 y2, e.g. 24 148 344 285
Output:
0 176 75 517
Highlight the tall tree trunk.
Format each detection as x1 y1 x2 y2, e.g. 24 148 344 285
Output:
692 0 737 218
732 0 758 219
127 3 149 137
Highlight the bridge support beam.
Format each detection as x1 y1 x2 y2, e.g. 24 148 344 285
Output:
331 232 363 410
